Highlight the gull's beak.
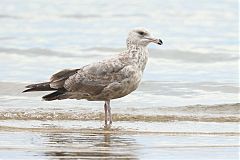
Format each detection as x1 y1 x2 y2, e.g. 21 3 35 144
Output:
157 39 163 45
144 36 163 45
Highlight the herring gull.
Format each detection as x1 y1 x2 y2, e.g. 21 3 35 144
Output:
23 28 163 127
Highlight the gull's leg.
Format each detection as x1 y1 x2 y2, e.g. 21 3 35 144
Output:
106 100 112 125
104 101 108 126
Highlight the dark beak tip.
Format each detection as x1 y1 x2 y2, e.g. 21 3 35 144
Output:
157 39 163 45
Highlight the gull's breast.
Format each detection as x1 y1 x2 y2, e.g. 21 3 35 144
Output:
90 66 142 101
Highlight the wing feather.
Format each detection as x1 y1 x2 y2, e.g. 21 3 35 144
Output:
64 56 132 95
50 69 79 89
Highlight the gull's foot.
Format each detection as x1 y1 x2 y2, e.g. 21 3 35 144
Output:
104 123 112 129
105 120 108 126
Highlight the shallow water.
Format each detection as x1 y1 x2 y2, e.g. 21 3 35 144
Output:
0 0 239 159
0 130 238 160
0 120 239 160
0 82 239 160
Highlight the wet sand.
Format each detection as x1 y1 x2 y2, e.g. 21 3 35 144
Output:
0 120 239 160
0 82 239 159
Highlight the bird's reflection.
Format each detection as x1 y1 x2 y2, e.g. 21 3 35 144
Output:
41 128 138 159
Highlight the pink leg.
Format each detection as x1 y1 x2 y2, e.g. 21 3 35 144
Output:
104 102 108 126
106 101 112 125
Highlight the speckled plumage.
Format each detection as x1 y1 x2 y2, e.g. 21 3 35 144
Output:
56 46 148 101
23 28 162 126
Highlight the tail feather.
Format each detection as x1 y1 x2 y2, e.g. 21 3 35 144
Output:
23 82 56 92
42 90 66 101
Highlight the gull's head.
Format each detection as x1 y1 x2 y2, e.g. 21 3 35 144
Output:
127 28 163 47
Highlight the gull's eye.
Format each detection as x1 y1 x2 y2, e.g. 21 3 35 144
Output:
137 31 145 36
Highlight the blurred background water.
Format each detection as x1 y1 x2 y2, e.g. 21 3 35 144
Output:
0 0 239 106
0 0 239 160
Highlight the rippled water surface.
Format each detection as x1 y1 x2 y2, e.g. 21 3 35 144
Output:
0 0 239 159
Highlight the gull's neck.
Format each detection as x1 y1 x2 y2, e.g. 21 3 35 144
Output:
126 40 149 72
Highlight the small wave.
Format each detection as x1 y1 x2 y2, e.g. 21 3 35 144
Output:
81 48 238 63
0 111 239 122
0 47 237 63
0 47 80 58
60 13 147 20
0 125 239 136
156 103 240 115
0 14 20 19
61 14 101 19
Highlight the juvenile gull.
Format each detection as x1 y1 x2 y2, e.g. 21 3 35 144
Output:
23 28 163 127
